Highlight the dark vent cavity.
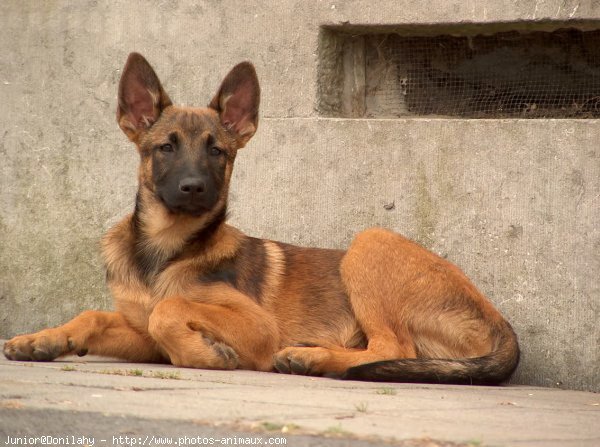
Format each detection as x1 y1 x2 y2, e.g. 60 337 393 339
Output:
318 26 600 118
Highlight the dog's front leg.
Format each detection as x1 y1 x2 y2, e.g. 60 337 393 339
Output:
147 286 279 371
4 311 163 362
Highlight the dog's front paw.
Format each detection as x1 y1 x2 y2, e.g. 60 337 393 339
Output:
273 346 331 376
3 330 72 362
202 336 239 370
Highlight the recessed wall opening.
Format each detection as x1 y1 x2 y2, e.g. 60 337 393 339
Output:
318 23 600 118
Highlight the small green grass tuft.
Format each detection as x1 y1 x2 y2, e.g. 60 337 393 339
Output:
61 365 76 371
259 422 299 433
354 402 369 413
324 424 350 437
280 423 300 433
98 369 125 376
127 369 143 376
150 370 181 380
260 421 285 431
376 386 397 395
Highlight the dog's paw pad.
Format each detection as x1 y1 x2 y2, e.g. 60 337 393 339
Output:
273 350 312 375
31 348 56 362
4 331 75 363
4 336 55 362
273 355 291 374
4 344 33 361
273 346 333 377
213 341 239 370
289 358 310 375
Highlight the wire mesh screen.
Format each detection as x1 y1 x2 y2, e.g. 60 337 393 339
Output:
363 29 600 118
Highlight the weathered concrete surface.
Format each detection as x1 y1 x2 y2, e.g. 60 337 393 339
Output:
0 0 599 392
2 410 462 447
1 353 599 447
237 119 600 393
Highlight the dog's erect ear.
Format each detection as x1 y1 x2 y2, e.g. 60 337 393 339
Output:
117 53 172 142
209 62 260 147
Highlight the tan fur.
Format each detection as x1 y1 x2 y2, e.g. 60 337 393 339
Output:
256 241 285 306
4 53 519 384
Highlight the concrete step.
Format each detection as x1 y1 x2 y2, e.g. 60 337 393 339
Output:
0 351 598 446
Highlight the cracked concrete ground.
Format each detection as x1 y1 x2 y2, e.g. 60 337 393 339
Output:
0 349 598 447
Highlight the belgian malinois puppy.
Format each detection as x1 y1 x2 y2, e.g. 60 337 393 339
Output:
4 53 519 384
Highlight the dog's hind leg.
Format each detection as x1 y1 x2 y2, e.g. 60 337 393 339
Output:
3 311 163 363
274 228 421 376
274 227 502 378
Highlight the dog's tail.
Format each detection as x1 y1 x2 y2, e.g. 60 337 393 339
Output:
342 326 519 385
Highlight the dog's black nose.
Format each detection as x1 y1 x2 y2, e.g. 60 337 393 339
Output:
179 177 206 194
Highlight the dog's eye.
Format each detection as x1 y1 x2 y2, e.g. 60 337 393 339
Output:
210 146 223 156
159 144 174 153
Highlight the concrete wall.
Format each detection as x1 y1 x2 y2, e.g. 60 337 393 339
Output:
1 1 598 391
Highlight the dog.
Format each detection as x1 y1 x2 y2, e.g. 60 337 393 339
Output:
4 53 519 384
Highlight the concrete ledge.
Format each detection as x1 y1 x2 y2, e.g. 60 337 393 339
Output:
1 117 599 392
0 350 599 447
1 1 598 392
